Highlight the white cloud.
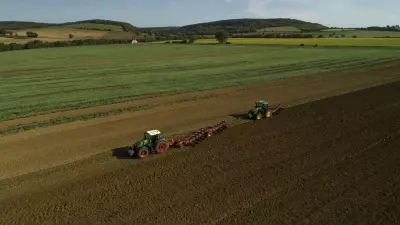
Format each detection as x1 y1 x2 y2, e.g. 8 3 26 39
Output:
243 0 400 27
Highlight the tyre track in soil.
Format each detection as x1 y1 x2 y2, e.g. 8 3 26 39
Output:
1 80 400 225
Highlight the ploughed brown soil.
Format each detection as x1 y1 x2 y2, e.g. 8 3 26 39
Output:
1 80 400 224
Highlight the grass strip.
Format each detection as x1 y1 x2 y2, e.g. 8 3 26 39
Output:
0 104 155 136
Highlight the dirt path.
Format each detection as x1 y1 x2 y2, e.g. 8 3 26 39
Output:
1 80 399 225
0 63 399 181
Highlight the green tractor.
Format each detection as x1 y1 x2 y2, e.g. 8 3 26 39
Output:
128 130 172 158
248 100 283 120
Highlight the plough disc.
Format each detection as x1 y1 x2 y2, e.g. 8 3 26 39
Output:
169 121 227 148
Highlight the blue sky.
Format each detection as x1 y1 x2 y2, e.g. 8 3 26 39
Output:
0 0 398 27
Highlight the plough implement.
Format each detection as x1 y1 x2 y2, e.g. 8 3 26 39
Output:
128 121 227 158
169 121 227 148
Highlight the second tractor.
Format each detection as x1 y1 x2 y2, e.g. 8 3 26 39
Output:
248 100 283 120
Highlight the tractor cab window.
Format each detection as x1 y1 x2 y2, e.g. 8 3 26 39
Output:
153 134 159 141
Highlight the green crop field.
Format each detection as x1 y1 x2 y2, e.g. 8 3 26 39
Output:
312 30 400 38
321 28 357 32
0 44 399 128
191 38 400 47
64 23 124 31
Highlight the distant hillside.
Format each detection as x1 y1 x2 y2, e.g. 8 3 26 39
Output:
0 20 144 45
0 19 143 44
0 19 137 32
140 26 180 31
61 20 137 32
1 18 326 36
64 23 124 31
0 21 54 30
179 18 327 34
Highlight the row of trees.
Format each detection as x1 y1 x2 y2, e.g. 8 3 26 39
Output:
168 35 200 44
231 33 314 38
317 34 359 38
61 20 137 32
0 39 131 52
154 33 212 41
0 21 52 30
163 32 227 44
159 31 360 43
26 31 38 38
360 25 400 31
0 29 16 36
165 30 361 45
171 32 318 42
166 30 317 45
0 30 39 37
74 27 113 31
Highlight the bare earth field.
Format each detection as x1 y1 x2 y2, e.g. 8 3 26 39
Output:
1 73 400 224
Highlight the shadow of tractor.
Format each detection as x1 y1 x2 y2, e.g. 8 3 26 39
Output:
111 145 183 160
111 146 134 159
230 113 252 121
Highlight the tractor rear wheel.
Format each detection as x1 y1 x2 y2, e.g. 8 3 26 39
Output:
155 141 169 153
136 147 150 159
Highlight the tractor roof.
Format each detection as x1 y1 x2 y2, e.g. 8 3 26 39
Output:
258 100 268 104
146 130 161 135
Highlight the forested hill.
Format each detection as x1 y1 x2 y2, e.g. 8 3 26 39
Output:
0 21 53 30
0 18 328 37
179 18 328 34
0 19 137 32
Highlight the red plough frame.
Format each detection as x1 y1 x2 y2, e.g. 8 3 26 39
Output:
168 121 227 148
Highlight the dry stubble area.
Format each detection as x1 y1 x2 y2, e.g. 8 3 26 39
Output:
1 77 400 225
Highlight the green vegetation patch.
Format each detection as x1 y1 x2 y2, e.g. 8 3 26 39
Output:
257 26 301 33
321 28 357 32
1 44 399 124
312 30 400 38
0 21 53 30
180 18 326 34
195 38 400 46
0 104 154 135
64 23 124 31
0 19 136 32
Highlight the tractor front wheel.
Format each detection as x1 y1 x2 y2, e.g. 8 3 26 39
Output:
156 141 169 153
136 147 150 159
256 112 262 120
